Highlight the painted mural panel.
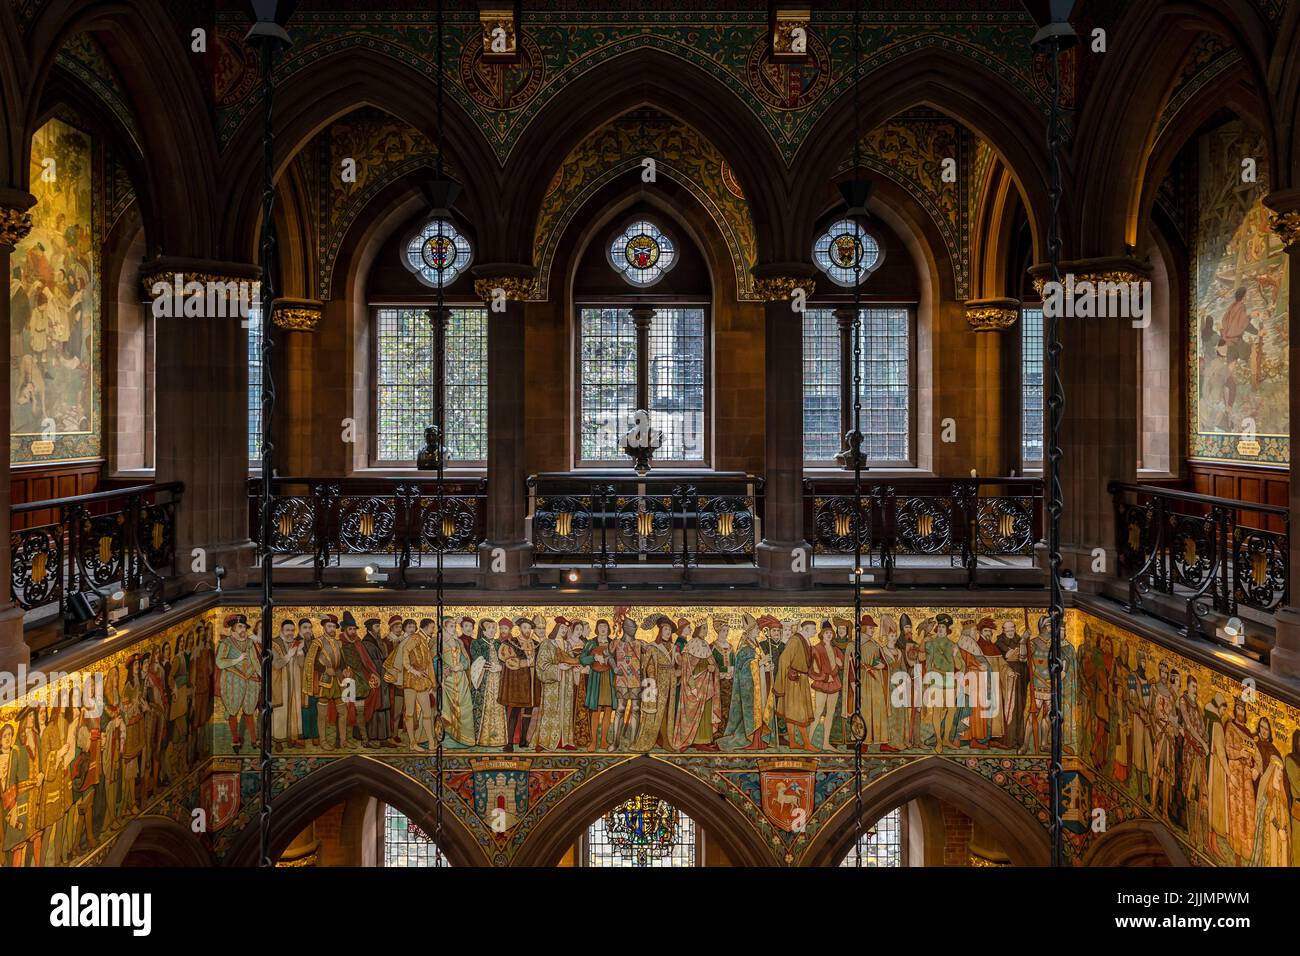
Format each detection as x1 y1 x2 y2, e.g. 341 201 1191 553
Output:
209 604 1071 759
1192 119 1290 464
9 116 101 465
1072 611 1299 867
0 614 214 867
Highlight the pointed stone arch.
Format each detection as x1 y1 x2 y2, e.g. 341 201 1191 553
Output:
104 816 214 867
510 756 776 867
222 755 487 868
1081 820 1191 867
802 757 1052 867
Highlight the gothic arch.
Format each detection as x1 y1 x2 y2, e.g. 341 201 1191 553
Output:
219 47 498 266
223 755 487 867
104 816 214 867
802 758 1052 867
499 45 790 269
790 49 1054 270
1081 820 1192 867
510 756 775 867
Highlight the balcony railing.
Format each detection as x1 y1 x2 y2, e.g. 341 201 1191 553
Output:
527 472 763 578
247 476 487 587
1111 481 1289 636
802 476 1044 587
10 482 184 627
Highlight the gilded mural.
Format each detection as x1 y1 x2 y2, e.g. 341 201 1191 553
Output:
1192 119 1290 465
0 614 213 867
9 116 101 466
4 603 1295 867
1072 611 1299 867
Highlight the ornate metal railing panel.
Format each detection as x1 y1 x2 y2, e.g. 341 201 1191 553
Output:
249 476 487 587
803 477 1044 587
526 473 762 579
10 482 184 631
1111 482 1289 635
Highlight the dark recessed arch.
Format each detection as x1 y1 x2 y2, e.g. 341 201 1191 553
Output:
802 757 1052 867
1081 820 1192 867
510 756 776 867
222 755 487 868
104 816 214 867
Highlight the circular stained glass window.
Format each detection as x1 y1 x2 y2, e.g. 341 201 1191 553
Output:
405 218 473 288
812 218 881 288
609 219 677 287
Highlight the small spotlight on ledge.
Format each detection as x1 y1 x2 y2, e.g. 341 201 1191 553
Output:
364 564 388 584
564 568 581 585
1217 616 1246 647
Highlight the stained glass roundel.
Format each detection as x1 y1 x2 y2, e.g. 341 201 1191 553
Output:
609 219 677 287
405 218 473 288
812 218 881 288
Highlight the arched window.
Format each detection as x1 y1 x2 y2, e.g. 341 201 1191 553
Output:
802 307 914 465
373 306 488 464
582 794 699 867
1020 305 1044 468
812 219 882 288
247 306 262 464
403 218 473 288
839 806 906 866
381 804 450 867
607 218 678 287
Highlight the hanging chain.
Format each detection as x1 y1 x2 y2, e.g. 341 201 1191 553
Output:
849 0 867 869
1042 33 1067 870
256 31 281 870
433 0 446 852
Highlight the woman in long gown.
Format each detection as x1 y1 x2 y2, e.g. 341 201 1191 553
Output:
669 619 720 752
477 618 509 747
1249 717 1291 866
569 620 592 749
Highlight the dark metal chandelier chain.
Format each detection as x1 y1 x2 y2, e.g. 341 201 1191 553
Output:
433 0 446 848
1043 34 1067 870
850 0 866 869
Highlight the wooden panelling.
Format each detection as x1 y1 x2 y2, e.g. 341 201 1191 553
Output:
10 460 104 529
1188 460 1288 532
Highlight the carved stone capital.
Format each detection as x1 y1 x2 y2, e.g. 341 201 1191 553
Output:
138 257 260 301
963 297 1022 332
0 190 36 249
272 298 324 332
472 276 537 303
753 275 816 302
1264 188 1300 250
1027 256 1151 297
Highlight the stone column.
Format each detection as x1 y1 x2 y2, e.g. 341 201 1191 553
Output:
1263 190 1300 678
142 257 261 586
630 305 655 411
963 298 1021 477
271 298 323 476
833 307 855 464
1029 258 1145 591
472 267 535 589
753 266 816 589
0 191 35 671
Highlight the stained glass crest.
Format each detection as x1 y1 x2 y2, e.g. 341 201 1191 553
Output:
813 218 881 288
405 218 473 288
586 793 696 867
609 219 677 286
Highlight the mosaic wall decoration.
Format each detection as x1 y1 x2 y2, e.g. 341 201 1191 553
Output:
841 110 975 298
0 612 215 867
10 115 102 465
1069 610 1299 867
211 9 1052 165
1191 119 1289 465
533 110 759 301
1155 33 1240 141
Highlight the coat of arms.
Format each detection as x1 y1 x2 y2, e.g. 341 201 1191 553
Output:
758 758 816 832
205 770 242 832
471 757 531 833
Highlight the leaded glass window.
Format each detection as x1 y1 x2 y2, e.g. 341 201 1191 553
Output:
839 806 904 867
404 218 473 288
1021 306 1044 466
812 219 881 288
801 307 912 464
585 794 697 867
374 306 487 464
608 219 677 287
578 307 706 463
382 804 450 867
247 307 262 463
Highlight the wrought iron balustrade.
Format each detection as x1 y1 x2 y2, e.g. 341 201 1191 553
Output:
248 476 487 587
527 472 763 576
1110 481 1288 636
10 482 183 627
802 476 1043 587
